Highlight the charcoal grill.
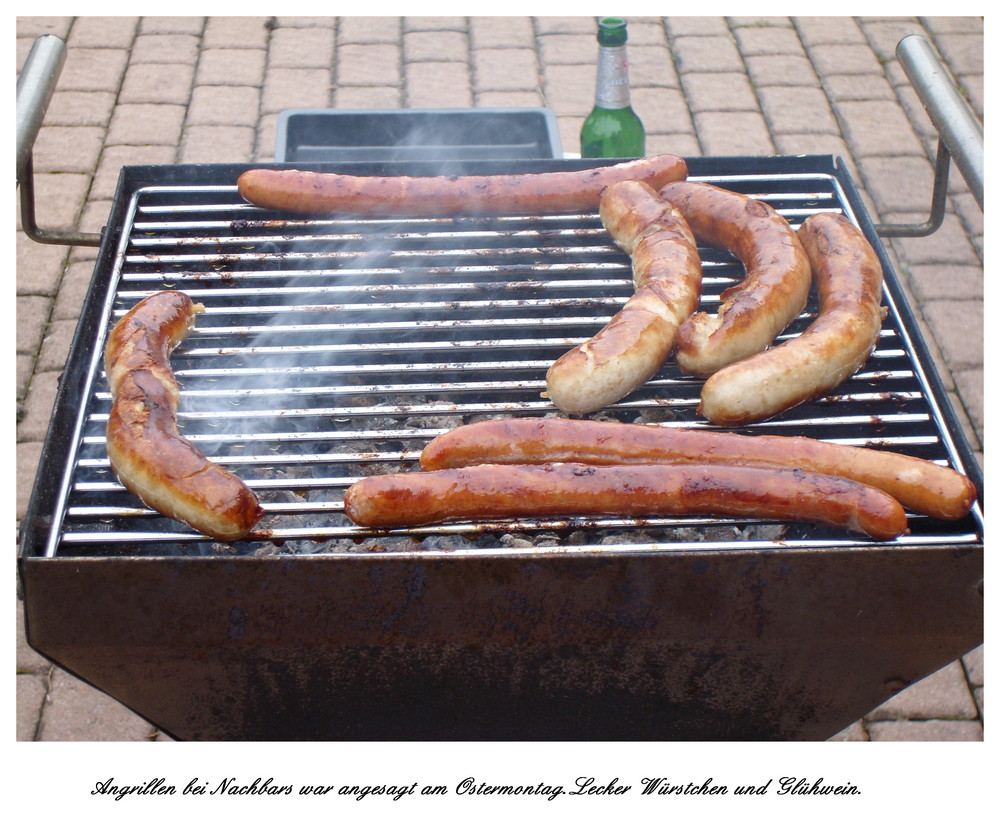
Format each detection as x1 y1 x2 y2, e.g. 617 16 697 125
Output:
17 151 983 740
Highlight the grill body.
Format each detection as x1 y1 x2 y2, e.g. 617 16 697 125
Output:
18 156 983 740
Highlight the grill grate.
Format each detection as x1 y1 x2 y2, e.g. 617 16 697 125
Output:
47 168 982 557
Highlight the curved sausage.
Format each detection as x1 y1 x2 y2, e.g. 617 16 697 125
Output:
544 180 702 414
418 417 976 521
236 154 688 216
344 462 908 540
658 181 812 377
104 291 263 540
699 212 887 425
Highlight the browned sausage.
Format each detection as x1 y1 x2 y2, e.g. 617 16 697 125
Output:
343 462 908 540
544 180 702 414
658 181 812 376
104 291 263 540
699 212 888 426
418 417 976 521
236 154 688 216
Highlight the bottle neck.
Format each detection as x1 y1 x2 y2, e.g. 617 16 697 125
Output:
593 44 632 109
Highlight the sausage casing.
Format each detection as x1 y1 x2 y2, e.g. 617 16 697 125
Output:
104 291 263 540
344 462 908 540
658 181 812 376
236 154 688 216
544 180 702 414
419 417 976 521
699 212 888 426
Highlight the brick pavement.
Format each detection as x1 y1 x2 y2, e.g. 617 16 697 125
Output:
15 15 983 741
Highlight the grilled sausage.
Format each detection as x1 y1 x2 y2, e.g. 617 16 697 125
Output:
544 180 702 414
419 417 976 521
699 212 888 426
658 181 812 376
236 154 688 216
104 291 263 540
343 462 908 540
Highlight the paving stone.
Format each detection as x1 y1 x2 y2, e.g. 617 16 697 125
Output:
795 16 866 47
806 43 885 77
672 34 745 74
52 258 99 321
541 63 596 116
905 262 983 303
732 23 805 56
197 48 268 87
334 85 403 109
402 16 468 32
336 16 403 44
38 669 157 742
91 144 177 200
139 17 205 36
106 102 186 146
54 47 130 93
405 62 473 108
35 317 78 373
869 660 978 721
188 85 261 127
16 17 73 39
130 33 201 65
119 61 196 105
836 99 926 157
888 211 981 266
67 15 138 47
469 16 535 49
405 30 469 62
917 299 983 370
180 125 257 164
268 25 336 68
17 370 61 444
693 110 775 155
932 33 983 76
821 72 895 101
758 85 839 135
664 17 731 37
474 90 547 110
16 600 51 673
473 48 539 91
538 33 594 66
203 16 272 49
16 231 68 296
682 72 760 113
857 19 927 63
632 87 695 135
857 154 940 215
261 67 332 113
866 719 982 741
952 368 983 448
16 442 43 521
744 54 817 88
335 43 401 86
627 44 681 88
16 673 48 741
45 90 118 126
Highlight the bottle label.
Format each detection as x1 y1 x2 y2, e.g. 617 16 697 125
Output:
594 45 631 109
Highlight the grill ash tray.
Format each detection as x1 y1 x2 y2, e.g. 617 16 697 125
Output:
275 107 563 162
18 155 983 741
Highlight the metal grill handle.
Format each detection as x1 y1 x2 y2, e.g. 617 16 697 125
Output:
876 35 984 237
16 35 101 247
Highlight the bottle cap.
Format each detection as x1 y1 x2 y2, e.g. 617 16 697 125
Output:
596 17 628 47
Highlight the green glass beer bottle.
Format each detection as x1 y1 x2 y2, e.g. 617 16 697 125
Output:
580 17 646 158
